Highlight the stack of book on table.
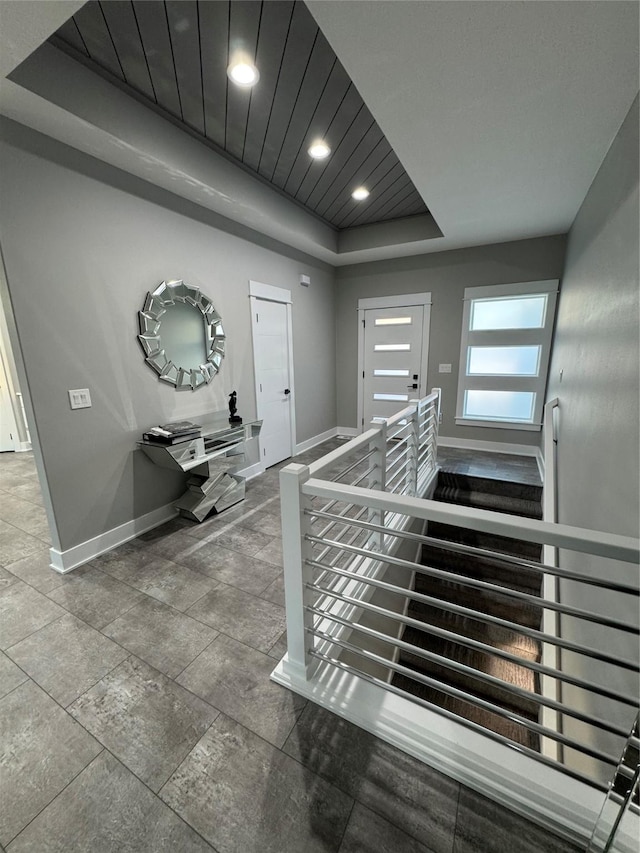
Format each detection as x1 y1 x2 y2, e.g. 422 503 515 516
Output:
142 421 202 445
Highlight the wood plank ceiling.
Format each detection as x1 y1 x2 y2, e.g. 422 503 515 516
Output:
50 0 430 230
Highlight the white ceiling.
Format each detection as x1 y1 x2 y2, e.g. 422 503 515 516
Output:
0 0 84 77
1 1 638 265
308 0 639 251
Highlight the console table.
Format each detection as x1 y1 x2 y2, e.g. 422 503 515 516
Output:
138 413 262 522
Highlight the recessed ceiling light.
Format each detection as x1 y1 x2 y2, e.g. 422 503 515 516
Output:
352 187 370 201
227 60 260 88
308 140 331 160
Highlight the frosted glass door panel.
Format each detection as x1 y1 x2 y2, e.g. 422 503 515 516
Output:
470 296 547 330
363 305 425 425
467 346 541 376
464 390 535 422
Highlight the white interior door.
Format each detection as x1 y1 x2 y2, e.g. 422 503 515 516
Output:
362 304 428 425
252 297 294 468
0 361 17 452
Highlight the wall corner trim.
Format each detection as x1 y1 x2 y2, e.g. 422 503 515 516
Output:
49 503 179 574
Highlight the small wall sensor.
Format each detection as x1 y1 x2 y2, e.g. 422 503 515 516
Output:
300 275 311 287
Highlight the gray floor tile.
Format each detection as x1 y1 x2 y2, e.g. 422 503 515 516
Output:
185 505 281 543
0 496 50 542
267 629 288 661
0 567 19 592
0 581 65 649
260 572 285 606
103 596 218 678
0 526 45 566
0 651 28 698
227 507 281 537
177 634 306 748
4 549 70 594
452 787 582 853
186 584 286 652
6 750 213 852
6 613 129 707
178 541 282 593
69 657 218 791
47 566 143 629
283 704 459 853
339 802 436 853
1 480 44 506
96 548 215 611
206 525 275 557
161 714 353 853
0 680 101 846
147 530 230 572
136 516 193 543
253 536 284 567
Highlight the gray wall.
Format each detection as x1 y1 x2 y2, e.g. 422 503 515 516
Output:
0 120 336 552
335 235 567 443
545 96 639 781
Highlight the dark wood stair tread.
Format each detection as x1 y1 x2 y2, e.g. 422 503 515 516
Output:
398 625 540 717
426 522 542 561
419 544 542 595
391 672 540 750
393 462 544 750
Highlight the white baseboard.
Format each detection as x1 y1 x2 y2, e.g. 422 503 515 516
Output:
337 426 358 438
271 658 618 851
15 441 32 452
49 503 178 574
294 427 339 455
438 434 545 481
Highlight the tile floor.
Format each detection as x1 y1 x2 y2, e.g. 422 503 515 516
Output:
0 445 583 852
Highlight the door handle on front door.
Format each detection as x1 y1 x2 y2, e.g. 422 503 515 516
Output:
407 383 418 390
284 389 290 395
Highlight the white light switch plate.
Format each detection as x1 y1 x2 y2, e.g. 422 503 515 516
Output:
68 388 92 409
438 364 452 373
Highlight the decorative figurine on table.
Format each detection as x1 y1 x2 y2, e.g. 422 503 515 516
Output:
228 391 242 424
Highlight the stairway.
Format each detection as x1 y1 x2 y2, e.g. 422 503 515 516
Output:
392 466 544 750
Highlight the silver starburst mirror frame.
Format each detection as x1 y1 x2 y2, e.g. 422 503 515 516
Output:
137 280 225 390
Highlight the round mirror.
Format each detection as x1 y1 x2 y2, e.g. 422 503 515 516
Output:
137 280 225 390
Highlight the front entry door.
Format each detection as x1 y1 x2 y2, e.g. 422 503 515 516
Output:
252 297 293 468
362 304 428 426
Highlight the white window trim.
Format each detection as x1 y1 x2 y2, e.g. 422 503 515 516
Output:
455 280 559 431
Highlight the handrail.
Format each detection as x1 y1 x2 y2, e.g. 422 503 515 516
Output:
306 509 639 594
301 480 640 563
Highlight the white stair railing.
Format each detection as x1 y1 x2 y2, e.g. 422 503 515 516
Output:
273 389 639 849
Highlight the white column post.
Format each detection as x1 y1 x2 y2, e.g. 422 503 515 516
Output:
407 401 419 496
430 387 441 467
368 419 387 549
279 462 316 681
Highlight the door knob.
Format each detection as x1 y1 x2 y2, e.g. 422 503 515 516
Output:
284 389 290 395
407 383 418 390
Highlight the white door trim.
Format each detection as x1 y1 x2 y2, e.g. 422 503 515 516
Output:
249 280 296 469
249 279 292 304
358 292 432 311
357 292 432 432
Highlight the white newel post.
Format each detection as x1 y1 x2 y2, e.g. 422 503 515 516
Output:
430 387 441 465
368 420 387 549
407 401 419 496
279 463 316 680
